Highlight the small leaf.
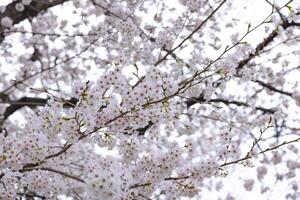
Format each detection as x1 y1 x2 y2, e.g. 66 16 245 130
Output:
287 4 292 12
247 23 251 32
268 116 272 126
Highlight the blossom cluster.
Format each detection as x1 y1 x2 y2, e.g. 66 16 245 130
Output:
0 0 300 199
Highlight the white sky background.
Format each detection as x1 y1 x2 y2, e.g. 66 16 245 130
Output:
1 0 300 199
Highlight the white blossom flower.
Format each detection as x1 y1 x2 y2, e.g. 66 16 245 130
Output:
1 16 13 28
15 3 25 12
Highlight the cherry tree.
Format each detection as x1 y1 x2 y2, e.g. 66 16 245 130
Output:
0 0 300 199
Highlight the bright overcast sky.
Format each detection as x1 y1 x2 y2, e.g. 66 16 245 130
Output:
1 0 299 199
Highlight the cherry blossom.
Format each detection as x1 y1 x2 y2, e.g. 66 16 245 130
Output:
0 0 300 199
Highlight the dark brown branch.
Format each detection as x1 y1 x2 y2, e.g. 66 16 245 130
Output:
236 17 300 72
1 97 77 120
17 192 46 200
185 95 276 114
235 2 300 96
0 0 70 43
20 167 86 183
254 80 293 97
135 121 154 136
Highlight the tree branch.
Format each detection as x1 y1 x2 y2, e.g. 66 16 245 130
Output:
20 167 86 183
255 80 293 97
236 15 300 72
185 95 276 114
154 0 228 66
0 0 70 43
1 97 77 121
